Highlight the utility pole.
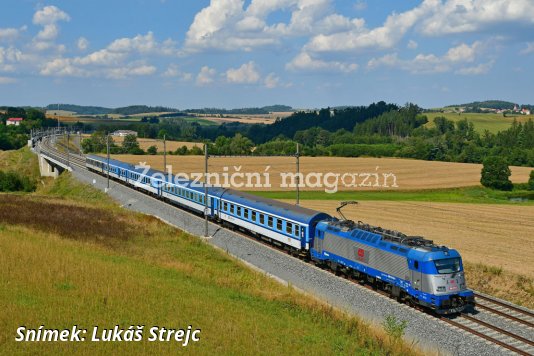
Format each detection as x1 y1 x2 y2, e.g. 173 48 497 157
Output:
204 143 209 237
67 130 70 168
79 131 83 155
296 143 300 206
106 133 110 190
163 134 167 172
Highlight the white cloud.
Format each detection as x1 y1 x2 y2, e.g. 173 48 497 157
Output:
354 0 367 11
196 66 217 85
407 40 418 49
264 72 280 88
184 0 354 52
0 76 17 84
456 61 494 75
0 46 25 72
367 41 485 74
226 61 260 83
419 0 534 36
107 64 157 79
304 1 434 52
0 27 26 42
444 41 481 62
77 37 89 51
286 51 358 73
163 64 192 81
40 58 89 77
520 42 534 55
33 6 70 42
33 6 70 26
39 32 176 78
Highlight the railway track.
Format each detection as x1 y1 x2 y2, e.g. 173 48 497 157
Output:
39 135 86 169
36 133 534 355
475 293 534 328
441 313 534 355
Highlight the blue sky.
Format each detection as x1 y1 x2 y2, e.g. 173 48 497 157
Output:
0 0 533 109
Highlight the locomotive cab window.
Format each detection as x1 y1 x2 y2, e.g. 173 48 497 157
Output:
434 258 461 274
414 261 419 270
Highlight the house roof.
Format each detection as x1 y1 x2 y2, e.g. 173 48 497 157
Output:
7 117 23 121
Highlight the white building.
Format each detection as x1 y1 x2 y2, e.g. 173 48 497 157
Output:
6 117 23 126
112 130 138 137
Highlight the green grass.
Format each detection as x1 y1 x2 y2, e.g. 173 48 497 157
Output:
247 186 534 205
0 157 417 355
425 112 533 133
0 147 40 182
180 116 220 126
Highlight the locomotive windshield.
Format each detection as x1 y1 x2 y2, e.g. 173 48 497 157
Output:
434 257 461 274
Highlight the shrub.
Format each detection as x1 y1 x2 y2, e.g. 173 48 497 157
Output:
529 170 534 191
147 145 158 155
382 315 408 342
0 170 36 192
480 156 513 191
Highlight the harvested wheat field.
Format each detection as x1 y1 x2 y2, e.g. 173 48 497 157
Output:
289 200 534 278
111 136 201 151
110 155 533 191
194 112 293 125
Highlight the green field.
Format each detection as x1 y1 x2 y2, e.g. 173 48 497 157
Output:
248 186 534 205
0 151 415 355
425 111 533 133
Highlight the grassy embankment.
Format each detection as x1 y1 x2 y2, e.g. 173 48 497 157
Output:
0 149 419 355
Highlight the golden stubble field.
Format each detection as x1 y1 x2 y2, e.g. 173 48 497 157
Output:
110 155 534 191
111 136 201 151
193 111 293 125
290 200 534 279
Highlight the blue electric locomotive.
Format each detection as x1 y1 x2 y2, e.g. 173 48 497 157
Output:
85 154 474 314
311 219 474 314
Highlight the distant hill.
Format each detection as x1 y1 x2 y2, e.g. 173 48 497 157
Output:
185 105 294 115
46 104 111 115
446 100 517 110
46 104 179 116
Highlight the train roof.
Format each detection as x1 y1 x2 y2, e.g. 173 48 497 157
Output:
217 189 331 225
87 154 331 225
319 219 460 261
87 154 165 178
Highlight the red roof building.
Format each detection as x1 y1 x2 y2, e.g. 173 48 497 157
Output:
6 117 23 126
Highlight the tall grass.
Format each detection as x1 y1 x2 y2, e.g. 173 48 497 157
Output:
465 262 534 309
0 192 420 355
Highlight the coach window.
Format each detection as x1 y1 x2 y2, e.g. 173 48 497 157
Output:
244 209 249 219
277 219 283 231
259 214 265 225
251 211 257 221
294 225 300 237
267 216 273 228
286 222 293 234
237 207 242 216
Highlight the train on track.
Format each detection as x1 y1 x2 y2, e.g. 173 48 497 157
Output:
86 154 474 314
